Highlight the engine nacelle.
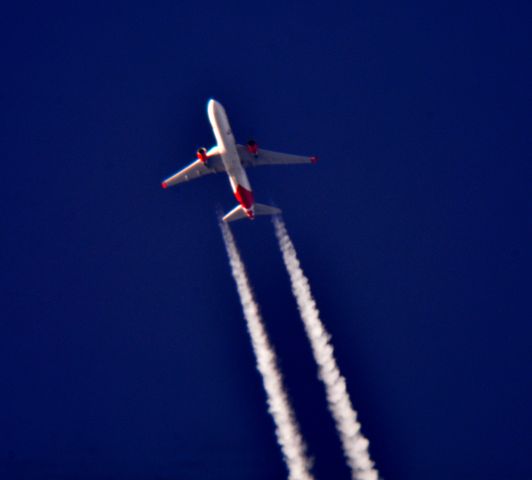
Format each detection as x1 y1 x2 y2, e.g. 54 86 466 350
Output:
196 147 208 163
247 139 258 156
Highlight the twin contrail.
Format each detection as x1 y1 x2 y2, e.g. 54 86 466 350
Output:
219 220 314 480
273 216 379 480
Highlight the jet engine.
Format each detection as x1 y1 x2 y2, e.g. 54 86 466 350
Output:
246 139 258 156
196 147 208 163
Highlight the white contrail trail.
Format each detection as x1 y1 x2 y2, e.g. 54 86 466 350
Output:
219 221 314 480
273 216 379 480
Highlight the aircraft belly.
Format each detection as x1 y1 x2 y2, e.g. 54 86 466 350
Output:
218 134 251 192
208 98 252 195
227 161 251 192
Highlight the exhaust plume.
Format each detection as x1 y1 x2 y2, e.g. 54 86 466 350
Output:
273 216 379 480
220 220 314 480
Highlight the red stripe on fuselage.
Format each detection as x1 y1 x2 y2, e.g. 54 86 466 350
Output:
234 184 254 210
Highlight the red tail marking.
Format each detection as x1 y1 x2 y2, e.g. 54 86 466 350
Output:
234 184 254 210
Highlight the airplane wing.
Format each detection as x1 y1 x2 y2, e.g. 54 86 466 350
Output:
236 144 317 168
161 153 225 188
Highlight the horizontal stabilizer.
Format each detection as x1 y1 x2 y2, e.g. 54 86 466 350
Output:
254 203 281 216
223 205 248 223
223 203 281 223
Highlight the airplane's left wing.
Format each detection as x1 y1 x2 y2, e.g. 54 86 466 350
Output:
237 144 317 168
161 154 225 188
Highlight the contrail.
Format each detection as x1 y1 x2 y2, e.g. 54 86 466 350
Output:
273 216 379 480
219 220 314 480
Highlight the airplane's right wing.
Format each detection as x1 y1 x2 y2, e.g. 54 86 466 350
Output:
237 144 317 168
162 153 225 188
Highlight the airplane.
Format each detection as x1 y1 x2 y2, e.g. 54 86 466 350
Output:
161 99 317 222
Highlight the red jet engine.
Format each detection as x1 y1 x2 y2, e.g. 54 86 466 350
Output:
196 147 208 163
246 139 258 156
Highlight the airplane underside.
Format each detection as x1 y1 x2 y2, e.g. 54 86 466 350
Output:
161 99 317 222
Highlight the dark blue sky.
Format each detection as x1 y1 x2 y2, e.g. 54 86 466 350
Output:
1 1 531 479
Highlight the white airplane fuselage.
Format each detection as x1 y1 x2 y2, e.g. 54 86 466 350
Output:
207 99 256 219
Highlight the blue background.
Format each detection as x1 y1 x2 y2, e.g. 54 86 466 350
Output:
1 1 530 479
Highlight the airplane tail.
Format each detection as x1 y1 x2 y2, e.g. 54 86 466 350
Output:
223 203 281 223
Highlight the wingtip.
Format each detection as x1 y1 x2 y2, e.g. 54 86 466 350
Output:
310 156 318 164
161 181 168 189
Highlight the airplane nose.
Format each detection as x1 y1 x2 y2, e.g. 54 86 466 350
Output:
207 99 216 121
207 98 219 118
